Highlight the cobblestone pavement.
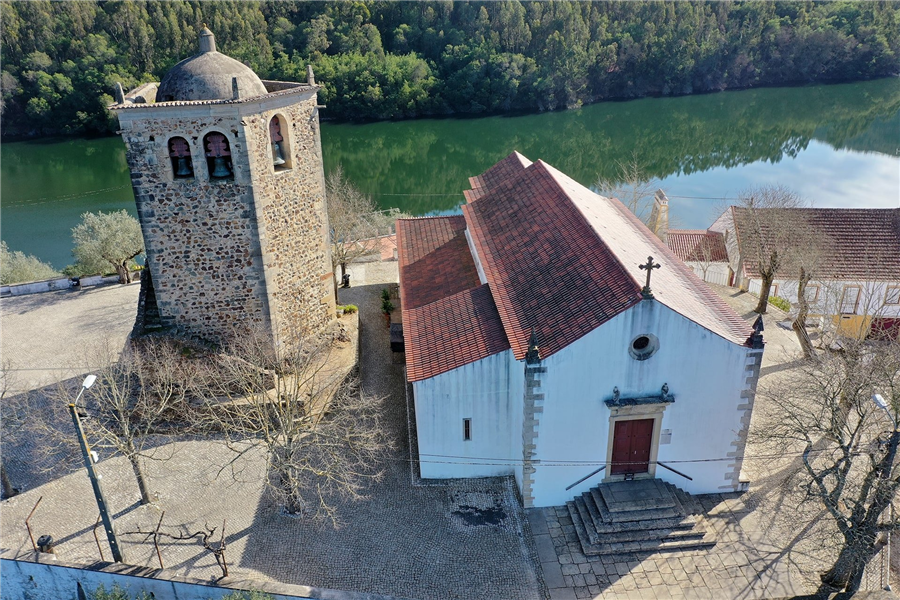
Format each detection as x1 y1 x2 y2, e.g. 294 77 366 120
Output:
1 282 141 393
1 261 543 600
530 285 889 599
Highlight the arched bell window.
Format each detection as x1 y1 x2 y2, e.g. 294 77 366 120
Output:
203 131 233 180
269 115 292 171
168 137 194 179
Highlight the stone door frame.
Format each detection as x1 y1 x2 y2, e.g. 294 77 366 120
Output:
603 403 670 483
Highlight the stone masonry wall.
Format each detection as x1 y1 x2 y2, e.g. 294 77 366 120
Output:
243 94 334 342
119 111 269 342
116 89 334 344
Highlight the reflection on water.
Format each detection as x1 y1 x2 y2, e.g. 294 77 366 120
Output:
2 78 899 269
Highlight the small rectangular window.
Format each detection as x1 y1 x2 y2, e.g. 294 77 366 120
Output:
463 418 471 441
886 287 900 305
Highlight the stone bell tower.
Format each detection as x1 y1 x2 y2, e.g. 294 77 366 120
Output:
110 27 335 344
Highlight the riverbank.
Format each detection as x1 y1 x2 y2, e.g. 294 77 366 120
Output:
3 79 899 269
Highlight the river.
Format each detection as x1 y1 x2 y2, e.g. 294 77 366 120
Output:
2 78 898 270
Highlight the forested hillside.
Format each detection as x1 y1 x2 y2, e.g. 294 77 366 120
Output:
1 1 898 137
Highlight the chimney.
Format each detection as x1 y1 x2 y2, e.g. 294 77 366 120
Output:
649 189 669 243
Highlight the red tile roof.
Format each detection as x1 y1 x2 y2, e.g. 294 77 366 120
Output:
397 216 481 311
667 230 729 263
464 162 644 360
398 154 756 380
403 284 510 382
465 151 532 203
731 207 900 280
397 216 510 382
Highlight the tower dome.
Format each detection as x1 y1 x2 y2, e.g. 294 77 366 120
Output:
156 27 267 102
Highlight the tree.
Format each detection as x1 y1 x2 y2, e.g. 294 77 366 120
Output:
325 165 387 300
732 185 806 314
0 240 60 284
70 210 144 284
56 339 197 505
0 358 21 499
755 340 900 596
596 155 661 224
195 324 390 522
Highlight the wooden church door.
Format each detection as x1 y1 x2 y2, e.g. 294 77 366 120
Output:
610 419 654 475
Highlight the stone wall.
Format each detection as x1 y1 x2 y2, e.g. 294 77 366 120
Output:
243 95 335 343
114 87 334 344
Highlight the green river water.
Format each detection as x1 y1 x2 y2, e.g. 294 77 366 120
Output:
2 78 898 270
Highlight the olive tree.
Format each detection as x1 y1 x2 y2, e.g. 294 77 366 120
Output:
0 241 60 284
71 210 144 284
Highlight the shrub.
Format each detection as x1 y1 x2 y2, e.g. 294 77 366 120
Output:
340 304 359 314
768 295 791 312
220 591 275 600
381 298 394 314
381 288 391 301
0 241 60 284
89 584 152 600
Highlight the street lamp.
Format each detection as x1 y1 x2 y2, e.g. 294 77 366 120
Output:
872 392 897 592
68 375 127 563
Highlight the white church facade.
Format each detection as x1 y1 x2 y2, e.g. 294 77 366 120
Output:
398 153 764 508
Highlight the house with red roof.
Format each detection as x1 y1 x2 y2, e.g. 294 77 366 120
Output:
710 206 900 340
665 229 733 287
397 153 765 508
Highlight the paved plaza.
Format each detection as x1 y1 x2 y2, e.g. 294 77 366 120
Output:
1 273 894 599
0 266 544 600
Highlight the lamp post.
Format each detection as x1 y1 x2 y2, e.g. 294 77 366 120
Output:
872 393 898 592
68 375 127 563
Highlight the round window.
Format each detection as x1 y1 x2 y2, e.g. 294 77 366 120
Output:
629 334 659 361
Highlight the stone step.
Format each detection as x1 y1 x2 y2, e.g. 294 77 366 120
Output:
591 487 685 523
598 479 678 512
568 499 599 546
668 483 704 516
582 490 697 534
567 501 716 556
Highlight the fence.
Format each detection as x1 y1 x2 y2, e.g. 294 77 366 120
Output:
1 275 124 298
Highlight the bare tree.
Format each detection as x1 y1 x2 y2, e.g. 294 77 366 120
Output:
195 325 390 523
57 339 197 505
781 214 828 358
596 154 660 224
755 340 900 596
732 185 806 314
326 166 382 299
0 360 20 499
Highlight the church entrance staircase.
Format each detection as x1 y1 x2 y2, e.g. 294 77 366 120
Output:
566 479 716 555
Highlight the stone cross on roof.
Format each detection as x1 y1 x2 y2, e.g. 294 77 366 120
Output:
639 256 661 299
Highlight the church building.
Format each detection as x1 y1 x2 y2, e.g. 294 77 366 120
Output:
110 28 334 344
397 152 764 509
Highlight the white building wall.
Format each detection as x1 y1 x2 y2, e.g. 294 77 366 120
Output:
530 300 751 507
684 262 731 287
413 349 523 479
746 277 900 318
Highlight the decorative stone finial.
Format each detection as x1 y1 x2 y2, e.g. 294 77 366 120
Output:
307 65 316 86
612 386 620 403
525 327 541 364
199 26 216 53
748 315 765 349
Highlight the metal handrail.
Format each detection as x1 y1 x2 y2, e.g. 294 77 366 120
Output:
565 465 606 491
657 461 693 481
